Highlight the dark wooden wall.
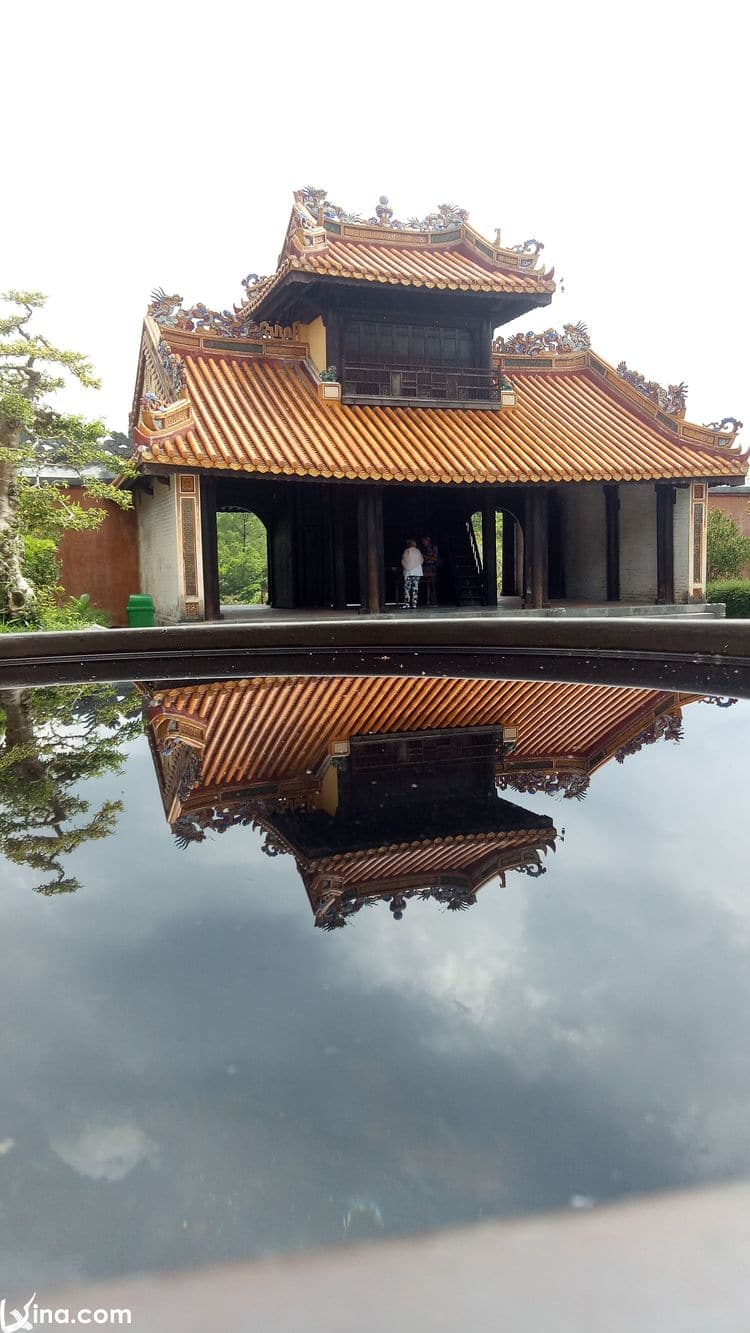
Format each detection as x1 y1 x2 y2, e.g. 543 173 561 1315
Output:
205 475 571 613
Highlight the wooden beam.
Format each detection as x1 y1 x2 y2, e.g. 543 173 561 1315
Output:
656 483 675 604
482 496 498 606
604 485 620 602
199 475 220 622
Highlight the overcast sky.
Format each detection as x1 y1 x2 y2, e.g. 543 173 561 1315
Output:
2 1 746 444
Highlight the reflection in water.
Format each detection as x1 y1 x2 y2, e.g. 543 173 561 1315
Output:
141 676 709 928
0 684 141 894
0 671 745 1292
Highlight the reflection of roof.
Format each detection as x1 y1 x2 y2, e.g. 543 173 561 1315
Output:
135 348 744 485
306 829 550 884
152 675 696 798
272 796 551 861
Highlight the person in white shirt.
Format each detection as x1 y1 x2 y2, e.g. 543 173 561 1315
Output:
401 539 423 609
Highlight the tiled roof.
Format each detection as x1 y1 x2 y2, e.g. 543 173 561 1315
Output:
153 676 693 795
307 828 553 884
246 236 554 307
238 190 555 314
136 349 745 485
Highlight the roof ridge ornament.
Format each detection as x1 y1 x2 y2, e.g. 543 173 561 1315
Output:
704 416 743 436
493 322 590 355
148 286 292 340
616 362 688 417
496 772 590 800
158 338 185 396
510 238 544 260
295 187 469 233
614 711 683 762
405 202 469 232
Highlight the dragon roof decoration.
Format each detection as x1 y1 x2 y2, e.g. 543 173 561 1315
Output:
286 187 550 270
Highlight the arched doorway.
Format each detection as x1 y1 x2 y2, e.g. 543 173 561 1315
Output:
217 509 269 611
470 508 524 601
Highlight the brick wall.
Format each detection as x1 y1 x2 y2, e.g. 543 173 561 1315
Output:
57 489 140 627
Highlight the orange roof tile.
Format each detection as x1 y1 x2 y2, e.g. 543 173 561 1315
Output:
137 350 744 485
248 236 554 304
152 676 693 795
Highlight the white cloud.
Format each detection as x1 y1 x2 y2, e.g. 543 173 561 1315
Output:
51 1121 158 1183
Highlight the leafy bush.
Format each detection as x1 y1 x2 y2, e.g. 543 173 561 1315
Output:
706 509 750 581
706 579 750 618
0 592 110 633
22 536 61 593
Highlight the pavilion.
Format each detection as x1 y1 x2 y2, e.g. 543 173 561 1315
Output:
129 188 745 621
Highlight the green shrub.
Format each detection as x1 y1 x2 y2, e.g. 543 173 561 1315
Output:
706 579 750 618
707 510 750 581
22 536 61 593
0 592 110 633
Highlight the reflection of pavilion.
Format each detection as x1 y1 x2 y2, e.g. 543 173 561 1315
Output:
141 676 700 928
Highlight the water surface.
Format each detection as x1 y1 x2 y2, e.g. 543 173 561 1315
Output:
0 675 748 1288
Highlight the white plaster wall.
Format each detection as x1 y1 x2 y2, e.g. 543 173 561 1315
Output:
619 484 657 601
561 485 607 599
136 479 181 623
673 487 691 603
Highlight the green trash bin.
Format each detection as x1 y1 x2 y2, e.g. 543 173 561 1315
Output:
127 593 156 628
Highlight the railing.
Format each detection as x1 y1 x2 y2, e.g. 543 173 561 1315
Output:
467 518 483 577
342 362 502 405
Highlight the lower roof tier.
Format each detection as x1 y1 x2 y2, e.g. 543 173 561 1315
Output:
135 348 745 486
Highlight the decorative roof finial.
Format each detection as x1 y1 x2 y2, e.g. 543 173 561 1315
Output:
375 195 394 226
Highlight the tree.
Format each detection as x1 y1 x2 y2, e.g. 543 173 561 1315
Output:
0 290 134 617
706 508 750 582
0 683 142 894
217 511 268 603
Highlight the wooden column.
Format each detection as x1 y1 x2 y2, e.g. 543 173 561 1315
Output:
481 497 497 606
360 486 384 613
604 484 620 602
501 514 516 596
656 483 675 604
547 491 565 600
332 488 347 610
478 319 493 371
326 306 342 380
199 475 220 622
529 489 549 609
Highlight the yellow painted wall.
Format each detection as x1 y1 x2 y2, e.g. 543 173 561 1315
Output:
318 762 339 815
298 316 327 374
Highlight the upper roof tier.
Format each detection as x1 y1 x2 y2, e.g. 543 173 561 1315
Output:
239 188 556 325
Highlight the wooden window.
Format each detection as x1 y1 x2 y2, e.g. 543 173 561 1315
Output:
344 320 475 368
